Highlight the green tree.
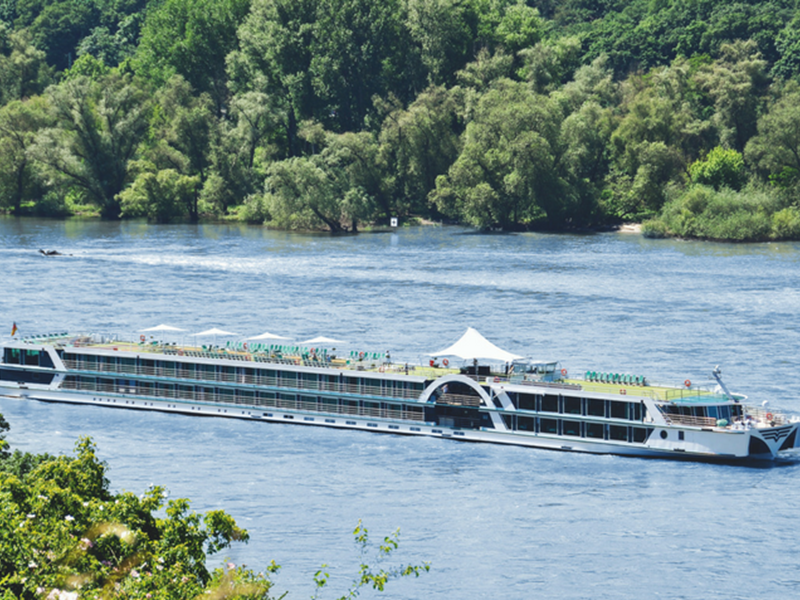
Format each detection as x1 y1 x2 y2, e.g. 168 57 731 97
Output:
228 0 319 157
118 164 200 222
430 78 564 229
405 0 475 86
745 87 800 188
0 412 8 459
309 0 420 132
689 146 746 190
30 73 150 218
0 96 52 215
263 127 381 232
0 28 53 104
0 436 270 600
378 86 461 217
138 76 217 220
695 39 769 153
0 415 430 600
203 90 283 213
135 0 251 113
604 58 711 219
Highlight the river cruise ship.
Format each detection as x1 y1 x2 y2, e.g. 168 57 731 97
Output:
1 329 797 462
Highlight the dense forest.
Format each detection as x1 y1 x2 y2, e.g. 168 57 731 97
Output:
2 0 800 240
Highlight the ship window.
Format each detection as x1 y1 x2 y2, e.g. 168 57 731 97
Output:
585 423 604 439
362 401 380 416
280 372 297 387
563 397 581 415
541 395 559 413
586 399 605 417
219 388 234 403
343 377 359 393
0 368 55 385
363 378 381 394
609 425 628 441
320 398 338 411
630 402 642 421
518 393 535 411
299 395 317 410
3 348 21 364
198 364 215 380
302 373 318 390
23 350 40 366
39 351 55 369
517 416 534 431
632 427 650 443
540 418 558 434
562 420 581 437
383 403 402 418
502 414 513 429
609 401 628 419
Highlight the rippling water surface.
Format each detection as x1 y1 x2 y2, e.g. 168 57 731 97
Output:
2 218 800 599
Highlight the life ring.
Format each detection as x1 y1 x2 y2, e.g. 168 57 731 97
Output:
620 389 626 395
494 377 500 383
766 412 773 421
359 351 365 360
684 379 691 387
443 358 449 367
561 368 567 377
429 359 435 367
378 366 385 373
140 335 146 343
243 342 248 351
177 349 184 356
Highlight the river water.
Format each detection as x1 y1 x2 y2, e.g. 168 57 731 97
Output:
1 218 799 599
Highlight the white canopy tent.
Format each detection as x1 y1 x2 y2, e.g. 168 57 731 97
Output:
247 331 290 341
429 327 523 362
298 336 347 346
193 328 238 337
140 324 186 332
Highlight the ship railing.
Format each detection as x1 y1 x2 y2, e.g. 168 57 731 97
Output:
61 380 427 422
744 406 787 425
436 393 481 407
661 413 718 428
575 380 730 403
62 360 423 400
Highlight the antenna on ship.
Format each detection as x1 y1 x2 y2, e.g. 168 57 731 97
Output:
712 365 736 402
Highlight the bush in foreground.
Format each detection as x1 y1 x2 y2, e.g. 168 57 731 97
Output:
0 417 428 600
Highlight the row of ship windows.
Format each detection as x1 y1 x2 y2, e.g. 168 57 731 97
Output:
62 362 424 399
65 377 427 422
503 393 645 421
501 414 652 443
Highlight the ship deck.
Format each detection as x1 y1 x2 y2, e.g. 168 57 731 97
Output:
26 333 728 404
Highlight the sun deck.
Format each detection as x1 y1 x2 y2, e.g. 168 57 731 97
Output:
18 333 733 405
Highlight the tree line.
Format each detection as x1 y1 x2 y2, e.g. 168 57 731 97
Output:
2 0 800 240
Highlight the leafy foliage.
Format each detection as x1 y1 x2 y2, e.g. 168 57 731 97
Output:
0 416 430 600
4 0 800 239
